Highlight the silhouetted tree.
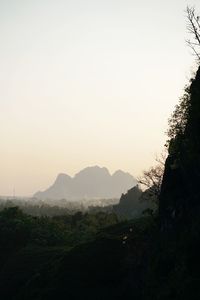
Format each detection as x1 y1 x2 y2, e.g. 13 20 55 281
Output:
186 6 200 61
166 86 191 152
138 152 166 203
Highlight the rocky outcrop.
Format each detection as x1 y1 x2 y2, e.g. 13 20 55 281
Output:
113 185 153 219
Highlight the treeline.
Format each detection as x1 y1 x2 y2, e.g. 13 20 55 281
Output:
0 198 120 216
0 206 119 252
0 199 79 216
0 187 154 219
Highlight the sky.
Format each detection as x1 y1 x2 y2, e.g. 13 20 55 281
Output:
0 0 199 196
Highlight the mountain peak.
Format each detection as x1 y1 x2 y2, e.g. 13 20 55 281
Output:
75 166 110 177
55 173 72 184
113 169 129 176
34 166 137 200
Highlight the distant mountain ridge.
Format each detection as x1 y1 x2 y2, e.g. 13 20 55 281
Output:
34 166 137 200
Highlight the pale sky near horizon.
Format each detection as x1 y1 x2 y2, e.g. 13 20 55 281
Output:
0 0 199 196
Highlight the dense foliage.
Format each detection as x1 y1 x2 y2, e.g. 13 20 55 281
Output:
166 85 191 152
160 66 200 226
0 205 156 300
0 207 119 251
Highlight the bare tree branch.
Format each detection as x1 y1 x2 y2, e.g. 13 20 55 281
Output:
186 6 200 62
138 152 167 203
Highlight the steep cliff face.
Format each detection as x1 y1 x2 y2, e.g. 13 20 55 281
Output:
159 67 200 228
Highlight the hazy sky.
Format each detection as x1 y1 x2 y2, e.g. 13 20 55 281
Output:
0 0 199 196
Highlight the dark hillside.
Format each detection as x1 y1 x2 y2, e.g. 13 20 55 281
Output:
160 67 200 228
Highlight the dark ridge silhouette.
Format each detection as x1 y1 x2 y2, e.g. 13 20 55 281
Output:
113 185 152 219
159 66 200 229
34 166 137 200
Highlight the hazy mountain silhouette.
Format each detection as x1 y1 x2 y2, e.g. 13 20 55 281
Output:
34 166 137 200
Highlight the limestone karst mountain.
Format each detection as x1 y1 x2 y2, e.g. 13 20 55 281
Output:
34 166 137 200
